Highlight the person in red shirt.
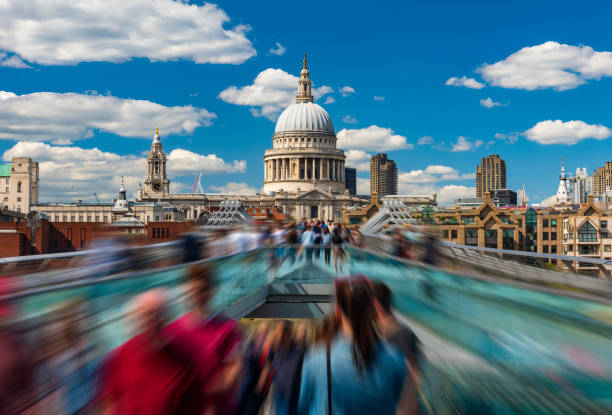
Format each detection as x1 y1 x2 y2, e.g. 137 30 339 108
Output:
164 263 244 414
99 289 202 415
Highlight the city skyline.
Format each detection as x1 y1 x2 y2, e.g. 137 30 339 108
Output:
1 1 612 205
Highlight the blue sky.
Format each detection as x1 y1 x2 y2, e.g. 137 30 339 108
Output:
1 0 612 205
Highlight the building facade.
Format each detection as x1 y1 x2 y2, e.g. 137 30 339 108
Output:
345 167 357 195
593 161 612 197
370 153 398 197
0 157 39 213
476 154 506 197
142 127 170 198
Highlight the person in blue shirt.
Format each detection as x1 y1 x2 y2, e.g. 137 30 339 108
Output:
299 276 406 415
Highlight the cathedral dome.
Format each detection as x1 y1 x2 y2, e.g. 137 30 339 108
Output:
274 102 335 134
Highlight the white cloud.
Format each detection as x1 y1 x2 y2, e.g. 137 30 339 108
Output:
0 0 255 66
268 43 286 56
398 165 474 184
345 150 371 172
445 76 485 89
417 135 434 145
324 96 335 104
494 132 520 143
2 141 245 201
451 136 483 152
480 97 504 108
337 125 412 151
525 120 611 145
356 177 369 195
539 195 558 207
0 90 215 142
0 55 31 68
478 41 612 91
397 179 475 205
167 149 246 175
218 68 333 120
339 86 356 97
373 96 385 101
342 115 358 124
209 182 257 195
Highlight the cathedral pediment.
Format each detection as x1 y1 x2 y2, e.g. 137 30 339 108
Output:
295 188 333 200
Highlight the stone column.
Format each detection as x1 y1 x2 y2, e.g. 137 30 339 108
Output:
326 159 330 180
341 162 344 181
331 160 335 181
319 158 323 180
312 158 316 180
282 158 286 180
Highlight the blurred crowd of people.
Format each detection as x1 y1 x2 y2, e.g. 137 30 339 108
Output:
0 219 440 414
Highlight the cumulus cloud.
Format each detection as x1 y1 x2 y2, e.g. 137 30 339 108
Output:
524 120 611 145
324 96 335 104
373 96 385 101
268 43 286 56
494 132 520 143
218 68 333 120
397 180 475 206
0 90 215 142
480 97 505 108
339 86 356 97
167 149 246 175
337 125 412 151
417 136 434 145
445 76 485 89
0 54 31 68
451 136 483 152
398 165 474 184
342 115 358 124
209 182 258 195
478 41 612 91
356 177 369 195
0 0 255 66
2 141 246 201
345 150 371 172
539 195 558 207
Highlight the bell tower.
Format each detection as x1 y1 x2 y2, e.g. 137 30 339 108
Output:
143 127 169 197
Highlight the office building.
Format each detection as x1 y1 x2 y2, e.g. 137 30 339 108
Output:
370 153 398 197
476 155 506 197
344 167 357 195
593 161 612 197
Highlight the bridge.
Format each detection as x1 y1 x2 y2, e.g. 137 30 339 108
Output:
1 237 611 414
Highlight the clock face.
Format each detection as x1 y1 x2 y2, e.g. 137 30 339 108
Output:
152 182 162 191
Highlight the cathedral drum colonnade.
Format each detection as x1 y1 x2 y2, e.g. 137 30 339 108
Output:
263 54 346 196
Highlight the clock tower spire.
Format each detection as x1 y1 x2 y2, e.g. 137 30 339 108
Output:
143 127 169 197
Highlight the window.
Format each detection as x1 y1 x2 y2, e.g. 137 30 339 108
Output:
543 219 548 227
146 215 150 222
451 230 457 239
462 216 474 224
605 245 611 252
95 216 99 222
551 232 557 240
63 215 67 221
16 197 21 202
155 216 160 221
442 230 449 238
54 216 59 222
3 197 7 202
551 245 557 254
79 216 83 222
551 219 557 227
17 181 21 192
543 245 549 253
602 220 608 228
578 221 598 242
568 245 573 252
70 215 75 222
103 215 108 223
87 215 91 222
543 232 549 240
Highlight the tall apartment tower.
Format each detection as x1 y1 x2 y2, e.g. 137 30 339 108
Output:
593 161 612 196
476 154 506 197
370 153 398 197
0 157 39 213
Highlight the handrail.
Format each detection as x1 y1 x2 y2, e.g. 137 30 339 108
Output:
441 241 612 266
0 239 181 265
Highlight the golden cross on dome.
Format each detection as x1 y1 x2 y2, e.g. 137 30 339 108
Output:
303 52 307 69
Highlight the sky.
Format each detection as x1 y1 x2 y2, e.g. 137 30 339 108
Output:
1 0 612 205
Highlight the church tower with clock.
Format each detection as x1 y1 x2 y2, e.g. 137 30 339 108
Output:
143 127 170 197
